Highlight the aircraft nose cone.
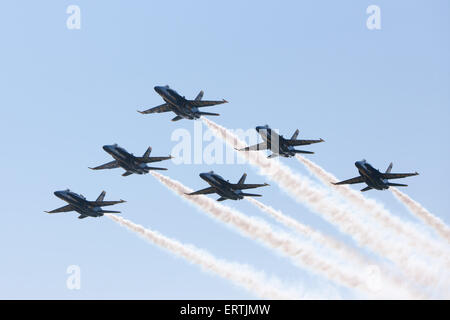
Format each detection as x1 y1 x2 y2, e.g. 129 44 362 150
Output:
54 191 64 198
154 86 163 94
103 145 114 152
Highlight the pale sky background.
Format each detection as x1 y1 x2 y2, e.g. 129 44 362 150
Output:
0 1 448 299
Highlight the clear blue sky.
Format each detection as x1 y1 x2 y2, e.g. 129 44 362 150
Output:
0 1 448 299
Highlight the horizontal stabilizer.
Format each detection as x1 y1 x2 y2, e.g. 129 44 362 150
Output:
122 171 133 177
217 197 227 202
98 210 121 214
144 166 168 171
197 111 220 116
89 200 126 206
78 215 88 219
387 183 408 187
293 150 315 154
241 193 262 197
360 186 373 192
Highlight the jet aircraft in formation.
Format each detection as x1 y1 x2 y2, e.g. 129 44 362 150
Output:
46 190 125 219
238 125 324 158
89 144 172 176
138 85 228 121
48 85 421 220
187 171 269 201
333 160 419 192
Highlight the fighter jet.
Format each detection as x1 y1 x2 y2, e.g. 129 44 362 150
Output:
187 171 269 201
89 144 172 176
333 160 419 192
138 85 228 121
238 125 324 158
45 189 125 219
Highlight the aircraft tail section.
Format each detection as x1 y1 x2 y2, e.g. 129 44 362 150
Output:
291 129 299 140
293 150 315 154
143 147 152 158
98 210 121 214
238 173 247 185
195 90 204 101
96 190 106 202
386 162 393 174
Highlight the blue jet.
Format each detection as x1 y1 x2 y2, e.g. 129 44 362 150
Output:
138 85 228 121
333 160 419 192
90 144 172 176
46 189 125 219
187 171 269 201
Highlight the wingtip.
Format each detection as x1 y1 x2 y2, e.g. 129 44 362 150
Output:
320 138 325 142
223 99 228 103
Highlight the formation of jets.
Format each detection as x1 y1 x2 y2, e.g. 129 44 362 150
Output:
47 85 419 219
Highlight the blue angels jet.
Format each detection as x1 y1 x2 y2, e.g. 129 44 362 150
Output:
238 125 324 158
45 189 125 219
333 160 419 192
187 171 269 201
89 144 172 176
138 85 228 121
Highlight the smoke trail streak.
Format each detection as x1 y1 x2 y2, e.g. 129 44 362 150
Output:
151 172 418 298
391 188 450 244
296 155 450 263
245 198 368 267
107 214 301 299
201 117 443 288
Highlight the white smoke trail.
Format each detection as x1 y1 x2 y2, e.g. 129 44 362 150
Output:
245 197 367 266
201 117 443 289
296 155 450 264
390 188 450 244
150 171 418 298
107 214 302 299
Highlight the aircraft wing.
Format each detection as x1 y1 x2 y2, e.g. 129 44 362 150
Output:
89 200 126 207
187 187 216 195
188 100 228 107
136 156 172 163
231 183 269 190
381 172 419 179
333 176 365 185
238 143 267 151
138 103 172 114
89 160 119 170
286 139 324 146
45 205 74 214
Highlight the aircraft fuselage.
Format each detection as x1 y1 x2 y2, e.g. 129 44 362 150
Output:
199 172 243 200
103 145 148 174
54 190 103 217
154 86 199 120
355 161 389 190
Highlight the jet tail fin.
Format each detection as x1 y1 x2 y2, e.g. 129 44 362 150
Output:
96 191 106 202
291 129 299 140
386 162 393 174
143 147 152 158
195 90 204 101
238 173 247 185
